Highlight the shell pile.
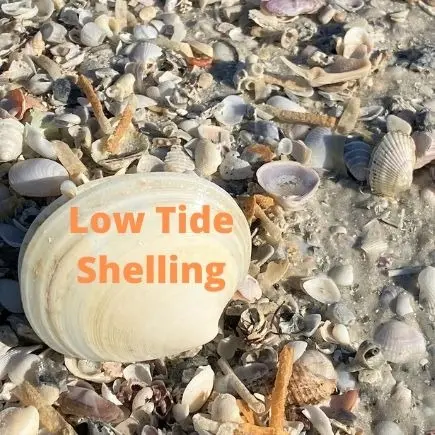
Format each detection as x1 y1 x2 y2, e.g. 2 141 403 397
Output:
0 0 434 433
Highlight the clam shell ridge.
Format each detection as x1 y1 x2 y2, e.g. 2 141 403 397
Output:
343 141 372 182
18 173 251 362
368 132 416 197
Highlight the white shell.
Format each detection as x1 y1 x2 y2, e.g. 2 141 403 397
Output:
298 350 337 380
342 27 373 58
286 341 308 361
18 174 251 362
106 73 136 101
219 151 253 180
373 319 426 363
137 154 165 173
256 161 320 210
302 405 334 435
0 279 24 313
418 266 435 315
130 42 162 62
0 406 39 435
164 145 195 173
194 139 222 176
181 365 214 413
328 265 354 286
386 115 412 135
23 124 57 159
214 96 247 126
266 96 307 113
368 132 416 197
80 22 106 47
395 292 414 317
172 403 189 422
60 180 78 198
64 357 119 383
40 21 67 44
8 158 69 197
302 275 341 304
7 353 41 385
123 363 152 384
0 118 24 163
343 141 371 181
210 394 242 423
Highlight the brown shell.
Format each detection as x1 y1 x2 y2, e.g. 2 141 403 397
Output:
287 362 336 405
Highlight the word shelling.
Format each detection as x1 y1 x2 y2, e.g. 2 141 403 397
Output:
70 204 233 292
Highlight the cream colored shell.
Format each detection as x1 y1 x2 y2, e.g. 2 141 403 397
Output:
19 173 251 362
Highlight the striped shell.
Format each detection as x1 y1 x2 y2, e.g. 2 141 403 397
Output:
368 132 416 197
261 0 325 16
164 145 195 173
343 141 372 181
0 118 24 162
418 266 435 316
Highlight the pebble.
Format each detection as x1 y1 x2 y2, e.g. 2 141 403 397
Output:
52 78 83 105
386 115 412 135
212 41 236 62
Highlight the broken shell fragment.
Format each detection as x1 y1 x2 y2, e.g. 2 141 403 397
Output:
0 118 24 163
194 139 222 176
261 0 325 16
418 266 435 315
214 96 247 126
256 161 320 210
302 275 341 304
219 151 253 180
0 406 39 435
181 365 214 413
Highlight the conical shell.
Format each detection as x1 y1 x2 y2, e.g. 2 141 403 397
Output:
343 141 371 181
164 145 195 173
368 132 416 197
287 351 336 406
373 319 426 363
0 118 24 162
418 266 435 315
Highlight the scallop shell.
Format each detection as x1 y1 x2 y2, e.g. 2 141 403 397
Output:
129 42 162 62
266 96 307 113
164 145 195 173
0 118 24 162
373 319 426 364
418 266 435 315
328 265 354 286
194 139 222 176
287 350 336 405
80 22 106 47
219 151 253 180
256 161 320 210
214 96 247 126
23 124 57 160
181 365 214 413
302 275 341 304
368 132 416 197
343 141 372 181
0 406 39 434
8 159 69 197
18 174 251 362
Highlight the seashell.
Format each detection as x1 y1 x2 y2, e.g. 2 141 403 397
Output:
123 363 152 384
288 350 336 405
374 319 426 364
197 125 231 144
326 302 355 326
286 341 308 361
134 24 158 41
302 405 334 435
0 406 39 435
395 292 414 317
64 357 120 383
266 96 307 113
23 124 57 160
290 139 312 164
219 151 253 181
0 279 24 313
368 132 416 197
52 113 81 128
136 154 165 173
1 1 38 19
40 21 67 44
256 161 320 210
60 180 78 199
341 27 373 58
19 174 251 361
302 275 341 304
413 131 435 169
217 336 240 359
9 159 69 198
164 145 195 173
0 118 24 162
0 224 26 248
25 74 52 95
351 340 384 371
80 22 106 47
386 115 412 135
182 365 214 413
210 393 242 423
418 266 435 315
343 140 372 181
106 74 136 102
139 6 158 22
304 127 345 171
214 96 247 126
261 0 325 16
276 138 293 156
360 219 388 259
328 265 354 286
359 105 385 121
194 139 222 176
130 42 162 62
236 275 262 302
190 41 214 58
373 421 405 435
7 353 41 385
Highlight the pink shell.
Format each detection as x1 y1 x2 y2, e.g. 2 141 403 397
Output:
261 0 325 16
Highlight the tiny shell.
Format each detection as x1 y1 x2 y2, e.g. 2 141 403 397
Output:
0 406 39 435
106 74 136 102
7 353 41 385
418 266 435 315
343 141 372 182
210 394 242 423
266 96 307 113
368 132 416 197
130 42 162 62
137 154 165 173
23 124 57 160
0 118 24 163
256 161 320 209
302 405 334 435
40 21 67 44
302 275 341 304
286 341 308 361
219 151 253 180
395 292 414 317
181 365 214 413
123 363 152 384
214 96 247 126
342 27 373 58
164 145 195 173
328 265 354 286
8 159 69 197
60 180 78 198
374 319 426 363
326 302 355 326
80 22 106 47
352 340 384 370
194 139 222 176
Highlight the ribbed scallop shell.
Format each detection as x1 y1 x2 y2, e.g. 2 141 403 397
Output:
164 145 195 173
373 319 426 363
418 266 435 315
343 141 371 181
8 158 69 197
368 132 416 197
0 118 24 162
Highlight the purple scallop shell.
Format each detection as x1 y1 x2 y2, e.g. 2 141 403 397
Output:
261 0 325 16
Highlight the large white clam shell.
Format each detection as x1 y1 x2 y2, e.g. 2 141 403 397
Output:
368 132 416 197
373 319 426 363
0 118 24 163
18 173 251 362
418 266 435 316
8 158 69 197
256 161 320 210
